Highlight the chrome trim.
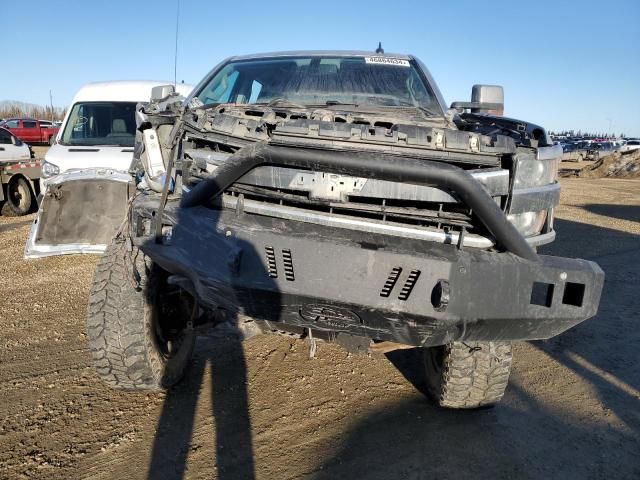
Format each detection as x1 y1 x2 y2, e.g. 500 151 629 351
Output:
526 230 556 247
509 182 560 214
221 195 495 248
24 241 107 259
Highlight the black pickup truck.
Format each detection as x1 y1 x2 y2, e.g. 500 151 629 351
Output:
34 50 604 408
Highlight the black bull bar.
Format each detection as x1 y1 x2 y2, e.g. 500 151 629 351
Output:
180 142 538 261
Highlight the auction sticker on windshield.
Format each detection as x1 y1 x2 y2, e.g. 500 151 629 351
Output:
364 56 410 67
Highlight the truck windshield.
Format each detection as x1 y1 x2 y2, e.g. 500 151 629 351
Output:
196 56 442 115
60 102 137 146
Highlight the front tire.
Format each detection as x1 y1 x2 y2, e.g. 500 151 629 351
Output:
423 341 512 409
87 238 195 390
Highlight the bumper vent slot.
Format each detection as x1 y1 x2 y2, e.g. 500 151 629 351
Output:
265 246 278 278
282 249 295 281
398 269 421 301
380 267 402 297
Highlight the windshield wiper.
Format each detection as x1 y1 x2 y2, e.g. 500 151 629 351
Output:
324 100 359 107
255 98 307 109
415 106 441 117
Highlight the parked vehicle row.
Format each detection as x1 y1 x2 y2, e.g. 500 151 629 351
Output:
585 142 617 161
0 118 60 145
559 138 627 162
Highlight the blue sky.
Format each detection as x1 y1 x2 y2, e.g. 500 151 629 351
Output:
3 0 639 136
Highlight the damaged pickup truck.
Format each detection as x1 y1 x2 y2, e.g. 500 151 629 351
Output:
43 51 605 408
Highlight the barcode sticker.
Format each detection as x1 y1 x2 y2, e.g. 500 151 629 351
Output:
364 56 410 67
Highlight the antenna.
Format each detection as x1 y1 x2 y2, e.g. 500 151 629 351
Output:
49 90 54 121
375 42 384 54
174 0 180 86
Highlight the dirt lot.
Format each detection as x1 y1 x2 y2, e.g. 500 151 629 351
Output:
1 175 639 479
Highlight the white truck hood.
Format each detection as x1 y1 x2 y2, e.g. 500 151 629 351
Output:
45 143 135 174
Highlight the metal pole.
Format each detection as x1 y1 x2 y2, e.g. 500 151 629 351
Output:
174 0 180 86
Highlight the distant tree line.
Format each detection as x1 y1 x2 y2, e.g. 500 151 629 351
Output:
0 101 66 121
549 130 626 139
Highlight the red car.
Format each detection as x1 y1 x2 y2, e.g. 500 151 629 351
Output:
0 118 60 145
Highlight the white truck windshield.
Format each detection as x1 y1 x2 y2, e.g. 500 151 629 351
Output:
60 102 137 146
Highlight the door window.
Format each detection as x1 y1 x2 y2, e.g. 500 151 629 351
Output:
0 130 12 144
23 121 37 128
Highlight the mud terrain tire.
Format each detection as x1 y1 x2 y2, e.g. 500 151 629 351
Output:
424 341 512 409
87 238 195 390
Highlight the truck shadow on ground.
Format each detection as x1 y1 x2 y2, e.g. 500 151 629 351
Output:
581 203 640 223
532 217 640 429
312 377 639 480
373 216 640 478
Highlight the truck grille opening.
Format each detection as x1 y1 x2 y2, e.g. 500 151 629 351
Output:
225 184 485 237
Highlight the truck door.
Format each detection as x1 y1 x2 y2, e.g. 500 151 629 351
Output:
3 119 21 139
21 119 38 143
0 128 30 161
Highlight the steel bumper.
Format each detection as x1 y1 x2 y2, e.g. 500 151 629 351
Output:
135 200 604 347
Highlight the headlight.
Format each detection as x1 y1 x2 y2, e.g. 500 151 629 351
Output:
42 160 60 178
513 156 559 189
507 210 547 237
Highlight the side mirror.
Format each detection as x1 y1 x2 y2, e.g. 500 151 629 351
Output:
451 84 504 117
150 84 176 102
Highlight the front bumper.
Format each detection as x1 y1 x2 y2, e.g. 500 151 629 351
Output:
135 199 604 347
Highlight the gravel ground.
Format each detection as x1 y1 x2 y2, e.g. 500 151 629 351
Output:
0 177 638 480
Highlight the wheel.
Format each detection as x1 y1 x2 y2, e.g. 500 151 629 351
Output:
423 341 512 409
1 177 33 216
87 237 195 390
